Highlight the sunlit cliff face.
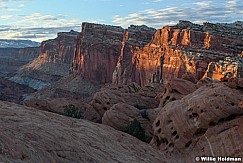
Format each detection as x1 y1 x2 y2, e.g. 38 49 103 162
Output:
130 22 243 86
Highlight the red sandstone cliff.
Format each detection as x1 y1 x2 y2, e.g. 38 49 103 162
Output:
130 21 243 86
72 21 243 86
41 30 79 64
72 23 156 83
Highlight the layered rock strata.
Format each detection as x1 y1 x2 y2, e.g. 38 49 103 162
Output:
72 22 156 83
72 21 243 86
130 21 243 86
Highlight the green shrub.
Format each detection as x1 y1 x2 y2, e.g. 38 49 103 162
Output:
63 104 84 119
124 119 146 142
140 109 149 120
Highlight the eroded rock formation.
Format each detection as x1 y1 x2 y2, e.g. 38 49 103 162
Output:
130 21 243 86
41 30 79 64
151 83 243 162
156 78 197 107
102 102 160 142
71 21 243 86
90 82 163 116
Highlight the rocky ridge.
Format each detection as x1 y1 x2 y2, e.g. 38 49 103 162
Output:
0 77 36 104
0 39 39 48
10 30 79 90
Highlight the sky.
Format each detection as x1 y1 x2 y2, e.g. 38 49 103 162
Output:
0 0 242 42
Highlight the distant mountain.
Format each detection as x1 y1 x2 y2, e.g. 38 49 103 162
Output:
0 39 40 48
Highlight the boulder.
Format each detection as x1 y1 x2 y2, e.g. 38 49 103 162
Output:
102 103 160 142
90 83 162 116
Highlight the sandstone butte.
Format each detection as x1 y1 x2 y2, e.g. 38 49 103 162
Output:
71 20 243 87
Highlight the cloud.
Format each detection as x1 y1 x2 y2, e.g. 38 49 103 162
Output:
113 0 243 28
0 13 83 42
193 1 213 7
0 26 81 42
0 15 13 19
0 0 28 2
0 12 106 42
153 0 164 2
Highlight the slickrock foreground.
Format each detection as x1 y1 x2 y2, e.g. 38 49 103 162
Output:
0 101 173 163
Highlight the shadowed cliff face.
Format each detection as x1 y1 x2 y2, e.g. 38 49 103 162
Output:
72 22 124 83
0 47 39 77
72 22 156 83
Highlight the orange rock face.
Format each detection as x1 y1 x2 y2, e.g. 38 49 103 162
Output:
72 23 124 83
132 22 243 86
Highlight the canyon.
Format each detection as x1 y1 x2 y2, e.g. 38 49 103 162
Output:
0 20 243 162
9 30 79 90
